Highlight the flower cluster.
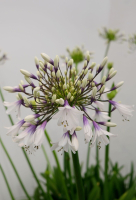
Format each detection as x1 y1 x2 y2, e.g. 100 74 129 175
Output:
3 52 133 154
61 45 93 64
98 27 125 43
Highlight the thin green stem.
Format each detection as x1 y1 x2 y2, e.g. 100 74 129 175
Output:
44 129 61 170
0 138 30 199
0 87 46 197
86 42 111 173
0 164 15 200
72 152 85 200
41 145 52 172
101 41 110 79
44 130 70 200
104 102 112 200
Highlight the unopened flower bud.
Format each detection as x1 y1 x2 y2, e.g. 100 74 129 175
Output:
20 80 24 85
100 85 105 94
20 69 31 77
59 98 64 105
96 64 100 72
109 70 117 79
19 84 24 91
88 73 93 80
75 126 82 131
35 57 39 67
105 122 117 127
55 99 60 104
84 68 88 75
101 56 108 67
39 61 44 69
90 62 96 69
86 51 91 62
82 78 87 88
67 92 71 99
91 82 95 87
92 86 97 97
18 93 23 99
70 96 74 101
52 94 56 103
41 53 54 65
23 96 30 106
63 84 67 90
115 81 124 89
3 86 14 93
109 68 114 75
77 80 81 86
37 71 42 78
54 55 59 69
101 76 106 84
84 60 87 68
51 87 55 92
51 71 55 78
56 70 61 78
24 76 32 84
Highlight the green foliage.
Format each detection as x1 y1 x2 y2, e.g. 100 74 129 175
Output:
31 159 136 200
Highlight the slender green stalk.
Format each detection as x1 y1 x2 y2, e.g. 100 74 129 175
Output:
41 145 52 172
104 102 112 200
86 42 111 173
72 152 85 200
44 130 70 200
44 129 61 170
0 87 46 197
101 41 110 79
0 164 15 200
0 138 30 199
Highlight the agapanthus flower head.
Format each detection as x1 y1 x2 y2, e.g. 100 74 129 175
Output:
61 45 93 64
99 27 125 43
3 52 133 154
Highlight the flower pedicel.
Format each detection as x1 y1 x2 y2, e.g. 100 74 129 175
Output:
3 52 134 154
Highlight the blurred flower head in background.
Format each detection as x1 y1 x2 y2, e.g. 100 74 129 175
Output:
61 45 93 64
128 33 136 52
98 27 125 43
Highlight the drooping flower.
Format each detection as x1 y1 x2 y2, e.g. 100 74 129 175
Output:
91 121 116 148
83 115 92 143
51 131 76 154
4 99 23 119
92 108 111 121
5 119 25 137
52 100 83 134
109 100 134 121
3 51 133 153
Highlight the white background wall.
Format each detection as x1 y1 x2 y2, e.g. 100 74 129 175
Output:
0 0 136 199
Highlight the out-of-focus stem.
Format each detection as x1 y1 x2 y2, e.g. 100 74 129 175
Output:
41 145 52 172
101 41 110 79
72 152 85 200
44 130 70 200
0 164 15 200
0 138 30 199
104 102 112 200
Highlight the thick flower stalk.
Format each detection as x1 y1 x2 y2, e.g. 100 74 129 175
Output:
3 52 134 154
